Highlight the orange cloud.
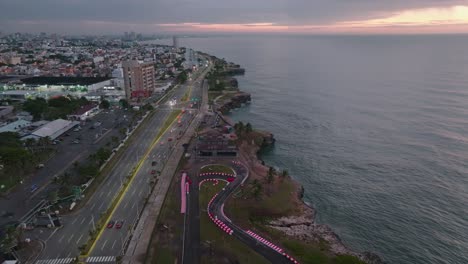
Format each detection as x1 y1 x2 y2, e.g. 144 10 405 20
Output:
159 5 468 34
341 5 468 27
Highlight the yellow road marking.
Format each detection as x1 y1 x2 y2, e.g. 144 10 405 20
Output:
85 110 182 256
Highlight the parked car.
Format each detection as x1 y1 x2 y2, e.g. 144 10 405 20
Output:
30 184 38 193
151 170 156 175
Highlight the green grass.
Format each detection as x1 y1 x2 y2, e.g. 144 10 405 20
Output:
199 183 269 264
200 164 234 175
226 177 297 225
181 89 190 102
151 247 176 264
144 156 189 264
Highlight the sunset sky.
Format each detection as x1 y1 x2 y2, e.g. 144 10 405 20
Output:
1 0 468 34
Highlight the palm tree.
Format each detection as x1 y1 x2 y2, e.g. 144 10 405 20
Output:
245 123 253 133
266 166 275 184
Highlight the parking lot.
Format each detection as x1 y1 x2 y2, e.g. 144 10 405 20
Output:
0 107 136 226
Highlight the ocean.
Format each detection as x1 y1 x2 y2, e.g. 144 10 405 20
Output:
179 35 468 264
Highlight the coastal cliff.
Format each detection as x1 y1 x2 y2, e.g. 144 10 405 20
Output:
206 55 381 263
217 92 251 114
233 126 383 264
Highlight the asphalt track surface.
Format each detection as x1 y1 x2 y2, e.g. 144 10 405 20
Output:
183 161 296 264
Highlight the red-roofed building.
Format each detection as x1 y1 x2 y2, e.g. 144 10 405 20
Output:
67 103 99 121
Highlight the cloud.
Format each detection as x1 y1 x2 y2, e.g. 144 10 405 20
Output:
0 0 467 33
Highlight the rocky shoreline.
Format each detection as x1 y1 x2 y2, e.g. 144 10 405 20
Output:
245 126 383 264
217 89 382 264
208 55 382 263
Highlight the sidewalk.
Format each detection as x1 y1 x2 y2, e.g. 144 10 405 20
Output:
123 67 210 264
123 110 203 263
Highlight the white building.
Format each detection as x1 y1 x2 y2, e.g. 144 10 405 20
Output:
0 119 31 133
24 119 79 140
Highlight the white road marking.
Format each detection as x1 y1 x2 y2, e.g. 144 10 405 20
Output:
131 202 136 209
101 239 108 251
111 240 117 249
131 188 136 197
107 190 112 197
90 202 96 210
138 189 143 197
67 233 75 243
123 201 129 209
46 228 59 241
71 217 78 225
98 202 105 211
80 217 86 225
76 234 83 245
58 234 65 243
99 191 104 198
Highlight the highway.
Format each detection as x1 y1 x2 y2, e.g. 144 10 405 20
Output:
33 64 209 263
89 62 210 258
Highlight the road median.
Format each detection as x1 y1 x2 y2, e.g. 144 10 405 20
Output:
78 110 182 260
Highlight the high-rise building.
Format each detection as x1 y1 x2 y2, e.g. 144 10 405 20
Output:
173 36 179 49
122 60 155 100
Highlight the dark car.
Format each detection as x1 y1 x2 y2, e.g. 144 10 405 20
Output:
151 170 156 175
107 220 115 228
151 161 157 166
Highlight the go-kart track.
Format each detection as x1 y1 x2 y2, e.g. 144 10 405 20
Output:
181 161 299 264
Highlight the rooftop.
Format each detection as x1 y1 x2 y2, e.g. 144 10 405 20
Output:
0 119 31 133
21 77 111 86
32 118 78 139
70 103 99 116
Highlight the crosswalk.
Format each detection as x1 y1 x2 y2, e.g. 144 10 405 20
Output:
86 256 116 263
36 259 74 264
36 256 116 264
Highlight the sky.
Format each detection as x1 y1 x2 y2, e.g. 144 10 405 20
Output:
1 0 468 34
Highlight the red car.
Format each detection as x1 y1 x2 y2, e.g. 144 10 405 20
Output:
168 137 173 142
151 170 156 175
115 220 124 229
107 221 115 229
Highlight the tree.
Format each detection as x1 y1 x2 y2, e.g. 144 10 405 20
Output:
95 147 111 165
142 103 154 111
245 123 253 133
111 136 119 145
24 138 37 153
48 190 59 204
23 97 48 120
281 169 289 179
235 121 245 136
119 99 129 109
0 226 19 254
252 181 263 199
100 99 110 109
267 166 275 184
177 70 188 84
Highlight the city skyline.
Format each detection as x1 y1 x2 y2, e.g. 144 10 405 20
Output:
1 1 468 34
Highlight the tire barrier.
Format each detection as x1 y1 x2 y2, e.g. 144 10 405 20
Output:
207 193 234 235
246 230 300 264
199 172 236 178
